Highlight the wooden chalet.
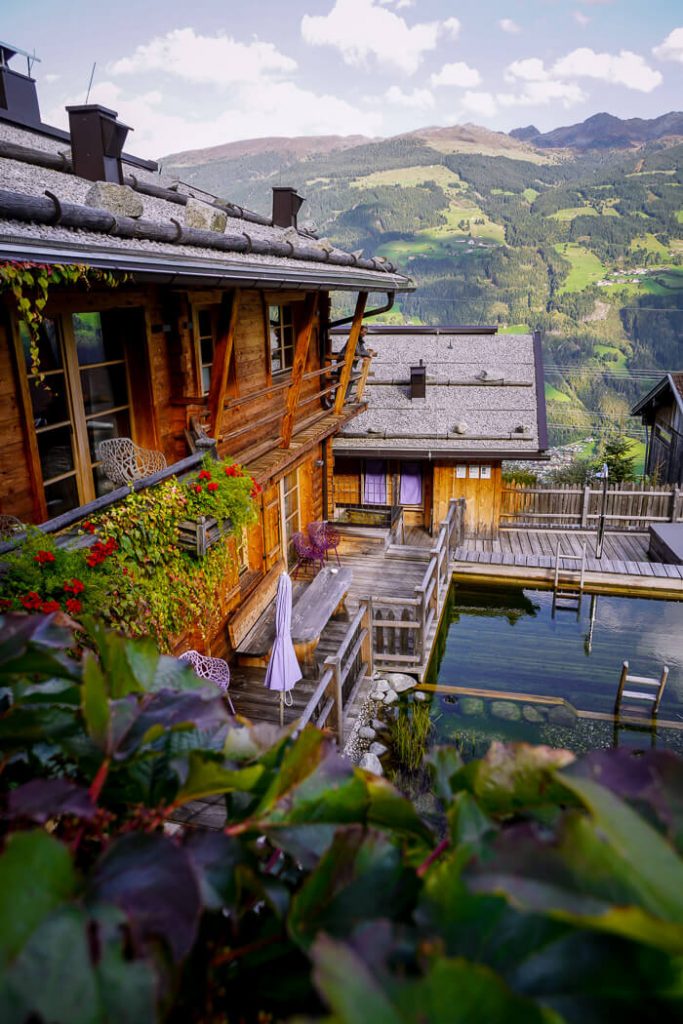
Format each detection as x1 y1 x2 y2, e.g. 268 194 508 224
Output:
632 373 683 486
0 44 413 659
331 326 548 537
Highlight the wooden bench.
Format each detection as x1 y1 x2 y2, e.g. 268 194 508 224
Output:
236 566 353 670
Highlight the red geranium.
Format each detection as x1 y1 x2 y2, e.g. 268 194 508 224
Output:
198 469 212 480
193 484 203 494
65 598 82 614
224 465 240 477
64 578 85 595
34 550 55 565
82 520 96 534
250 481 262 498
0 598 13 611
207 481 219 492
86 537 118 568
20 592 42 610
40 600 61 613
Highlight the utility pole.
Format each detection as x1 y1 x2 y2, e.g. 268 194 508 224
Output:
595 463 609 559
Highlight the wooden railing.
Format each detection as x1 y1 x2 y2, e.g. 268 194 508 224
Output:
297 600 373 745
372 498 465 673
501 482 683 530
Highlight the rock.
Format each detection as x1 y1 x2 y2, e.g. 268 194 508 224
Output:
413 691 427 702
358 726 376 740
369 742 388 757
369 690 385 701
359 752 383 776
458 697 485 716
387 673 417 693
490 700 522 722
548 705 578 727
383 690 399 705
374 679 390 693
184 197 228 233
371 718 388 732
522 705 546 724
85 182 143 218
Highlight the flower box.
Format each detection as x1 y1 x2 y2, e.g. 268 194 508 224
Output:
178 516 232 558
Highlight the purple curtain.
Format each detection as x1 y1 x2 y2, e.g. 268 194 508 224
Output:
400 463 422 505
364 460 387 504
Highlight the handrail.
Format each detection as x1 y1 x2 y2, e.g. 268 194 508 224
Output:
297 667 334 731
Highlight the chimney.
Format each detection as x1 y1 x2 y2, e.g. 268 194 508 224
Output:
272 186 304 228
410 360 426 400
0 42 42 128
66 104 131 184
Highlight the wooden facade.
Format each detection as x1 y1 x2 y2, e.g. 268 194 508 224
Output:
633 373 683 486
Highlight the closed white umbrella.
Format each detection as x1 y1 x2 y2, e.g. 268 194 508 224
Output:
264 572 302 726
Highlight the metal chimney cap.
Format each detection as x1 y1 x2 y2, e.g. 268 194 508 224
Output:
66 103 133 130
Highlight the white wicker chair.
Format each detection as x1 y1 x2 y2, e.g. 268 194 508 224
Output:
0 514 24 540
179 649 236 714
96 438 167 487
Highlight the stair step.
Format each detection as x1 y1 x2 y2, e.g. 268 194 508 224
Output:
622 690 657 701
625 674 661 687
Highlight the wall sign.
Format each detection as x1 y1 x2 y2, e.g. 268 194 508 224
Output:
455 465 467 478
468 465 480 479
480 465 491 479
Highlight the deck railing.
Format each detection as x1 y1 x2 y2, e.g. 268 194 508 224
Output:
372 498 465 673
297 599 373 746
501 482 683 531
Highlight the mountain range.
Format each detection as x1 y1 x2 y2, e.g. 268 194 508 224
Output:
161 111 683 455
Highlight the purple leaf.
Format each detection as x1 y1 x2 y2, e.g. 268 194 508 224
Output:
7 779 96 823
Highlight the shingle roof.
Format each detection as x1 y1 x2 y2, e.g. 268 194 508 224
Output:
333 330 547 456
0 121 413 293
632 373 683 419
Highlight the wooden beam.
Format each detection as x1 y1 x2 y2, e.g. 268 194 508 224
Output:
355 355 372 402
280 292 319 449
334 291 367 415
208 289 240 438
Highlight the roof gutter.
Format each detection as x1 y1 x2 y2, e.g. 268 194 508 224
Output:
0 236 415 293
328 292 395 328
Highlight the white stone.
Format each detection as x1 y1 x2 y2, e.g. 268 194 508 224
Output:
184 197 228 233
387 673 417 693
358 726 376 740
85 182 143 218
383 690 399 705
374 679 390 692
371 718 388 732
413 691 427 701
369 690 385 701
359 752 383 776
369 742 388 757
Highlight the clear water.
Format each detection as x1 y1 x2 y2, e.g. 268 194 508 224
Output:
426 583 683 756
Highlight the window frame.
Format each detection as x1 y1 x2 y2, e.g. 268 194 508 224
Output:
192 303 220 396
268 303 295 376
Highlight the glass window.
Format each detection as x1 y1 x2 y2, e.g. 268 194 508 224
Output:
194 305 217 395
364 460 387 504
269 305 294 374
281 470 301 568
235 527 249 575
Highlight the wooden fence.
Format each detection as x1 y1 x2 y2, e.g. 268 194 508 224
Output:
501 482 683 531
371 498 465 673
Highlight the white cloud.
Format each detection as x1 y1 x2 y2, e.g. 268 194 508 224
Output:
573 11 591 28
653 27 683 64
459 90 498 119
110 27 296 85
430 61 481 88
499 18 521 34
553 47 662 92
505 46 662 95
442 17 461 40
498 80 587 109
47 79 382 160
301 0 449 74
44 73 61 84
384 85 434 109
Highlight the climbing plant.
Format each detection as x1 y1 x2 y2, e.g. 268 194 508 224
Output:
0 261 124 382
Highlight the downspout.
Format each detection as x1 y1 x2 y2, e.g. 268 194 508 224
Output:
328 291 395 330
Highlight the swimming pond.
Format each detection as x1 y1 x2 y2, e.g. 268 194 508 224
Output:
425 582 683 755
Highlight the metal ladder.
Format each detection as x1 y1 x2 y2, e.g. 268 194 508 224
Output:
552 541 586 619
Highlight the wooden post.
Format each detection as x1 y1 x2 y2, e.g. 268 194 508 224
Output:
281 293 319 448
327 654 343 746
615 660 629 713
670 485 680 523
207 290 240 438
580 485 590 529
355 355 372 401
334 291 368 414
360 599 374 677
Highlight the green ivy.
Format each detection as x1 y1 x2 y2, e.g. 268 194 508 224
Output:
0 261 124 383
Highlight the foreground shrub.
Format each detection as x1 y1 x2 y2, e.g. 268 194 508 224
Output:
1 614 682 1023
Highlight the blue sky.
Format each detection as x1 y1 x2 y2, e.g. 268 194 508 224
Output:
3 0 683 157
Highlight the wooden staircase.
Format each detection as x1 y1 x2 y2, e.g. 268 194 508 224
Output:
615 660 669 718
552 541 586 618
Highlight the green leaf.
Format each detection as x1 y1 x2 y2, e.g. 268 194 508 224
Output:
82 651 110 751
454 741 576 816
0 831 77 970
365 775 434 846
175 750 265 803
310 935 404 1024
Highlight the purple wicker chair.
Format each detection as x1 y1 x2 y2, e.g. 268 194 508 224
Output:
308 521 341 566
179 649 236 714
292 531 326 578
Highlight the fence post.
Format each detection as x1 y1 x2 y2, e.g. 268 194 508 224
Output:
580 485 590 529
360 599 374 677
670 485 680 523
326 654 343 747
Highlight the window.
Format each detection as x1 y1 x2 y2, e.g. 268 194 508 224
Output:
235 527 249 575
280 469 301 568
19 309 138 518
399 463 422 505
269 304 294 374
364 460 387 505
194 305 218 395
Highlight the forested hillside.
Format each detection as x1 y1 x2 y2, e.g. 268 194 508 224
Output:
162 116 683 448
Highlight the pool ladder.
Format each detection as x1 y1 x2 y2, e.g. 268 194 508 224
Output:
552 541 586 619
615 660 669 718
